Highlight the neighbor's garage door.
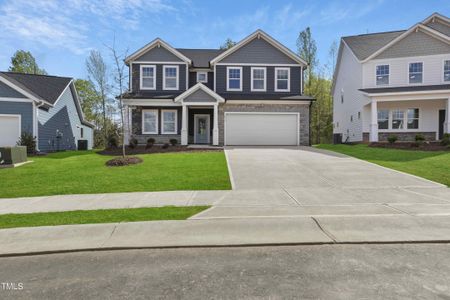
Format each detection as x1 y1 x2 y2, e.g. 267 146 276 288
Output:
0 115 21 147
225 113 299 146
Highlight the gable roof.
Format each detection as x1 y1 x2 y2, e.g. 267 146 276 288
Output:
174 82 224 103
176 48 225 68
210 29 307 66
125 38 192 65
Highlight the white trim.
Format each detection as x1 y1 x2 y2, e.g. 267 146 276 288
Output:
210 29 307 66
53 80 73 106
132 61 183 65
226 66 242 91
274 67 290 92
376 107 421 132
442 59 450 83
0 114 21 146
161 109 178 134
163 65 179 90
223 112 300 146
0 75 53 107
216 63 301 66
141 109 159 134
140 65 156 90
227 100 312 104
196 71 208 83
194 114 210 144
0 97 33 103
362 89 450 98
213 64 217 92
123 99 181 106
375 64 390 86
407 61 424 85
174 82 225 103
125 38 191 64
250 67 266 92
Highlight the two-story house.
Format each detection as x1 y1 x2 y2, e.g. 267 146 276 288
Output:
332 12 450 143
122 30 314 146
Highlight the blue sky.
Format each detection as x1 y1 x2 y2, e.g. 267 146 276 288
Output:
0 0 449 80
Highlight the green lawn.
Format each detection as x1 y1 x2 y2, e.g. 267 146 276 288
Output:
316 144 450 187
0 206 209 229
0 151 231 198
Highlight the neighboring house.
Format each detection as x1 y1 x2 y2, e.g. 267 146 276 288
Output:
0 72 94 151
332 12 450 142
123 29 314 146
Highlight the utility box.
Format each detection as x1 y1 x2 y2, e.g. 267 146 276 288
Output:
0 146 27 165
77 140 88 151
333 133 343 144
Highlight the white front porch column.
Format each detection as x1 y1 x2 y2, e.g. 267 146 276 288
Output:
369 100 378 142
213 104 219 146
181 105 188 145
446 97 450 134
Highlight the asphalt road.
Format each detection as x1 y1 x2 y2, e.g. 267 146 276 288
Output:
1 244 450 299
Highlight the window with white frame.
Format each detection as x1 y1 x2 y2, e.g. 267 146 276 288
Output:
251 67 266 91
197 72 208 83
227 67 242 91
275 68 290 92
407 108 419 129
392 109 404 129
376 65 389 85
140 65 156 90
163 65 178 90
161 109 177 134
409 62 423 84
142 109 158 134
377 109 389 129
444 60 450 82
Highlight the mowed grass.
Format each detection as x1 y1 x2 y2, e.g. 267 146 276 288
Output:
0 206 209 229
316 144 450 187
0 150 231 198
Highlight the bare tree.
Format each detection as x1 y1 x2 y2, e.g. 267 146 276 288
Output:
86 50 109 147
107 39 128 158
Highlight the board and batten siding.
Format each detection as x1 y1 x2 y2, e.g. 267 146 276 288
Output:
38 84 92 151
0 81 27 98
0 101 33 134
362 53 450 88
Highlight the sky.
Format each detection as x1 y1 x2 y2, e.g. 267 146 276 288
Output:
0 0 449 80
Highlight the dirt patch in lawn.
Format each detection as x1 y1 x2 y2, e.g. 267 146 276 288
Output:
369 142 449 151
98 145 222 156
105 156 143 167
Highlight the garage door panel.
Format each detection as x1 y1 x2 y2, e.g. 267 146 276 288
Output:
0 115 21 147
225 113 298 146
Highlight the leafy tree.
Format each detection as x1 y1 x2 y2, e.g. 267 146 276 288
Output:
74 79 101 123
9 50 47 75
220 38 237 50
296 27 317 90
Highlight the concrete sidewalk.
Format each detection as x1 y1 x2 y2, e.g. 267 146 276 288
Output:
2 215 450 256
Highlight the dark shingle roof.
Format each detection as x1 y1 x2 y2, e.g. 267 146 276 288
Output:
223 94 315 101
0 72 72 104
359 84 450 94
176 48 225 68
342 30 406 60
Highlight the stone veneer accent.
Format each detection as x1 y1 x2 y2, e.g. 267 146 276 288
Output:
362 132 436 142
219 103 310 146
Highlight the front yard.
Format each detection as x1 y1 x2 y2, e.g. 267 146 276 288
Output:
316 144 450 187
0 150 232 198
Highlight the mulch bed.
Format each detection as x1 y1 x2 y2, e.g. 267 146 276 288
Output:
98 145 222 156
105 156 143 167
369 142 449 151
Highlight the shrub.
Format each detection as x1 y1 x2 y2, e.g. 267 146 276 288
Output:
129 137 138 149
441 133 450 146
162 143 170 149
16 132 36 154
107 135 118 149
169 138 178 146
146 138 155 149
387 135 398 144
415 134 425 142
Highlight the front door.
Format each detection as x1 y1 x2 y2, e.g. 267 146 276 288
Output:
439 110 446 140
194 114 210 144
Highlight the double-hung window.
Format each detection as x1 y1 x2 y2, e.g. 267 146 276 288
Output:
227 67 242 91
140 65 156 90
407 108 419 129
161 109 177 134
376 65 389 85
377 109 389 129
392 109 404 129
163 65 178 90
251 67 266 91
142 109 158 134
275 68 290 92
444 60 450 82
409 62 423 84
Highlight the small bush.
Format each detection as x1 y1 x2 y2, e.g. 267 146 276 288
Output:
415 134 425 142
441 133 450 146
169 138 178 146
107 135 118 149
162 143 170 149
129 137 138 149
387 135 398 144
146 138 155 149
16 132 36 154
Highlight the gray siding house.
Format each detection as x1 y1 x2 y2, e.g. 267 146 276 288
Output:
0 72 94 151
123 30 314 146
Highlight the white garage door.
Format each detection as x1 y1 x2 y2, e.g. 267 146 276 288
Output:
225 113 299 146
0 115 21 147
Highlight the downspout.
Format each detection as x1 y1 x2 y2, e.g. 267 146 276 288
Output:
34 101 45 152
309 101 312 146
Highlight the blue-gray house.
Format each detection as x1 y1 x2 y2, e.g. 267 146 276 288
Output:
0 72 94 152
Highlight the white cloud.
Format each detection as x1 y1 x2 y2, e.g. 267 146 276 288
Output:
319 0 384 24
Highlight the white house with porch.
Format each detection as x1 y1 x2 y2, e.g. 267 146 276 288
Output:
333 12 450 142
